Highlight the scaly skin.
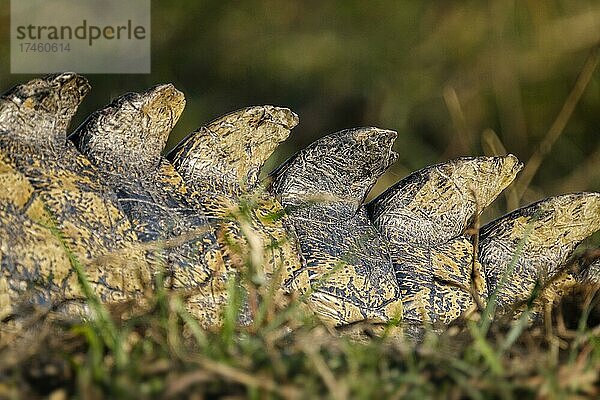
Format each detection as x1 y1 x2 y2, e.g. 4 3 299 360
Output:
367 156 522 324
580 260 600 284
70 85 228 325
270 128 403 326
168 106 309 297
0 208 75 319
0 74 152 315
2 73 600 331
479 193 600 309
0 73 88 221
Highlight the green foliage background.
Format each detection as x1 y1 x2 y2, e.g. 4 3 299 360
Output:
1 0 599 212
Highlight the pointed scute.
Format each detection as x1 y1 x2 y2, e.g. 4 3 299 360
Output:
0 73 89 216
368 155 522 247
167 105 298 193
270 127 398 210
0 72 90 144
267 126 402 325
70 84 185 173
479 192 600 307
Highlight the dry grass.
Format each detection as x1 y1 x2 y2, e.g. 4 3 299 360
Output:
0 236 599 400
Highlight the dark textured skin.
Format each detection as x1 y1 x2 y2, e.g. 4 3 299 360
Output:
270 128 403 325
580 259 600 284
0 73 88 222
0 74 151 318
70 86 227 324
0 73 89 150
168 106 309 297
479 193 600 309
0 208 76 317
2 73 600 331
367 156 522 324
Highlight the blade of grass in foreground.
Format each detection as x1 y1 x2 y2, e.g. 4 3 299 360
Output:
479 212 538 335
46 220 126 369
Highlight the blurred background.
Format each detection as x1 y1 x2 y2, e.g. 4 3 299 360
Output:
0 0 599 220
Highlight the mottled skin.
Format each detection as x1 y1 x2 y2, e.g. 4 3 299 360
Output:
0 151 49 222
0 74 91 315
0 73 88 150
167 106 309 295
580 259 600 284
70 86 227 323
367 156 522 324
0 73 87 220
2 73 600 331
479 193 600 309
270 128 403 325
0 209 75 319
0 74 151 315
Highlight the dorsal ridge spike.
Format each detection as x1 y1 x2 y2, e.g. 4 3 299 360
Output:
270 126 398 211
70 83 185 175
168 105 298 197
367 155 522 247
479 192 600 307
0 72 90 149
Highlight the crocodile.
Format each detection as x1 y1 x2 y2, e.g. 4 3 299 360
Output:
1 73 599 331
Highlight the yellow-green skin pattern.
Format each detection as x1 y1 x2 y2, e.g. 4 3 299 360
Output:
155 160 230 324
270 127 404 326
168 106 310 304
70 85 228 325
0 208 74 319
479 193 600 309
0 135 76 318
0 137 153 298
0 74 152 318
368 156 522 325
2 73 599 331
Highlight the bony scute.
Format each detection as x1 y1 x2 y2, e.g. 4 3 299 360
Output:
0 73 598 333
